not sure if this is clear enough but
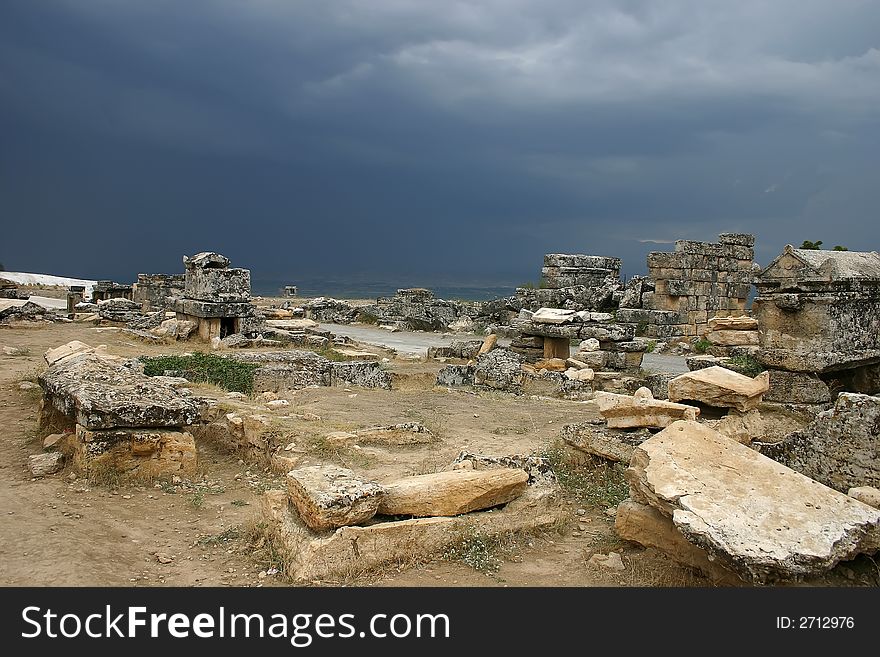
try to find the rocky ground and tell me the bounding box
[1,320,876,588]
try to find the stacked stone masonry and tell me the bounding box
[623,233,756,338]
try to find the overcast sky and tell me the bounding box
[2,1,878,290]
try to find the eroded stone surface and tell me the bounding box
[39,353,202,430]
[668,366,769,411]
[562,420,652,463]
[286,465,384,531]
[627,420,880,583]
[594,387,699,429]
[378,468,529,517]
[757,393,880,492]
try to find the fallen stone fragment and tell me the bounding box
[594,387,699,429]
[477,334,497,356]
[378,468,529,517]
[42,433,66,451]
[44,340,93,366]
[848,486,880,509]
[578,338,601,352]
[667,366,769,412]
[19,381,39,391]
[28,452,64,477]
[73,425,197,480]
[627,420,880,583]
[562,421,653,463]
[564,367,595,382]
[286,465,384,531]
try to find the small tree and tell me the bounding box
[800,240,823,250]
[832,245,849,251]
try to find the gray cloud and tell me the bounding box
[1,1,878,290]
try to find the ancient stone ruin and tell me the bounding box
[172,252,261,341]
[753,245,880,398]
[133,273,186,311]
[37,342,201,481]
[260,458,563,582]
[515,254,623,312]
[617,233,756,338]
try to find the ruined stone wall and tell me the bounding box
[623,233,755,338]
[134,274,185,311]
[515,254,623,312]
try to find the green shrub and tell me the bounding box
[693,338,712,354]
[645,340,657,353]
[725,354,765,378]
[140,352,259,393]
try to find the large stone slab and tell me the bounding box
[763,369,831,404]
[532,307,578,324]
[627,420,880,583]
[667,366,769,411]
[261,484,563,583]
[39,353,202,430]
[286,466,384,531]
[756,393,880,492]
[378,469,529,517]
[594,387,698,429]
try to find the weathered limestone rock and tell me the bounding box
[474,348,524,390]
[756,393,880,492]
[708,315,758,331]
[562,421,652,463]
[614,501,744,585]
[594,387,699,429]
[579,337,601,352]
[286,466,384,531]
[44,340,93,366]
[42,433,66,450]
[705,330,759,347]
[477,334,497,356]
[72,425,197,480]
[39,353,202,431]
[627,420,880,583]
[97,297,142,323]
[28,452,64,477]
[849,486,880,509]
[532,307,578,324]
[535,358,567,371]
[436,364,475,387]
[564,367,595,382]
[667,366,769,411]
[707,403,818,445]
[261,483,563,583]
[330,361,392,390]
[763,369,831,404]
[378,469,529,517]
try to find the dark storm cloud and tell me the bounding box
[1,0,878,288]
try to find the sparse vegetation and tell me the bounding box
[542,444,629,509]
[725,354,765,378]
[140,352,259,393]
[441,526,516,575]
[693,338,712,354]
[645,339,657,353]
